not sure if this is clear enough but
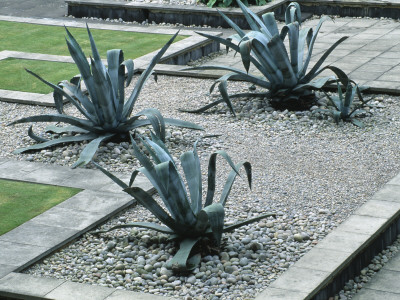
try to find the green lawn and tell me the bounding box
[0,21,185,59]
[0,179,81,235]
[0,21,186,93]
[0,58,81,94]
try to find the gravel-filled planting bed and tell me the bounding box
[2,75,400,299]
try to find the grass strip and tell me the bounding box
[0,179,81,235]
[0,20,186,59]
[0,58,81,94]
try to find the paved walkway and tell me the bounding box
[353,248,400,299]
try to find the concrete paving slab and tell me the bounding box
[55,189,132,214]
[354,199,400,219]
[0,272,64,298]
[0,240,48,267]
[45,281,114,300]
[0,221,79,248]
[21,165,80,186]
[254,287,308,300]
[370,184,400,202]
[0,265,17,280]
[60,168,121,190]
[355,63,394,73]
[314,230,370,254]
[336,214,388,236]
[29,206,106,231]
[353,288,400,300]
[293,248,353,272]
[358,269,400,294]
[0,160,42,177]
[383,251,400,272]
[267,266,330,294]
[105,289,171,300]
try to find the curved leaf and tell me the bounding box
[13,133,97,154]
[9,114,103,134]
[93,222,174,235]
[223,212,276,232]
[205,150,240,207]
[181,142,203,214]
[124,186,182,233]
[28,125,48,142]
[262,12,279,36]
[202,203,225,246]
[45,125,89,134]
[298,16,332,78]
[123,31,179,119]
[219,161,251,206]
[25,69,97,124]
[165,237,201,272]
[72,133,114,168]
[301,36,348,82]
[93,162,129,189]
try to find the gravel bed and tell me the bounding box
[334,234,400,300]
[1,75,400,299]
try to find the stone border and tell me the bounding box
[300,0,400,19]
[66,0,288,29]
[0,15,221,106]
[256,176,400,299]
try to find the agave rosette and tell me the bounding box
[185,1,348,114]
[9,26,202,168]
[95,133,275,272]
[316,80,371,127]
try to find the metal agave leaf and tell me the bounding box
[9,25,202,168]
[316,80,371,127]
[94,133,275,272]
[184,0,348,115]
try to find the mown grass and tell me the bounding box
[0,21,186,93]
[0,21,185,59]
[0,58,81,94]
[0,179,81,235]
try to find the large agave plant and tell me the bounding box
[185,1,348,114]
[95,133,275,272]
[316,80,371,127]
[9,26,202,168]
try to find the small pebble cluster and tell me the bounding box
[333,234,400,300]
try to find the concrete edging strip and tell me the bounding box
[255,174,400,300]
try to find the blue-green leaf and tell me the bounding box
[72,134,114,168]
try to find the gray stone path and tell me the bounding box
[352,249,400,299]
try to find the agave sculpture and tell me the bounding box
[9,26,202,168]
[95,132,275,272]
[316,80,371,127]
[185,0,348,114]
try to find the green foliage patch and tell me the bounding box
[0,179,81,235]
[0,58,79,94]
[0,21,186,59]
